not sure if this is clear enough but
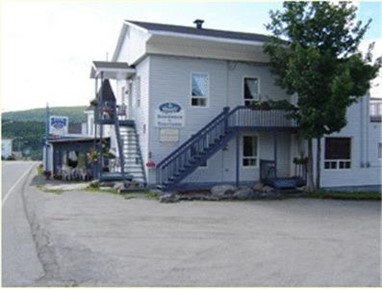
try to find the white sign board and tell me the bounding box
[159,129,180,143]
[155,102,184,128]
[49,116,69,136]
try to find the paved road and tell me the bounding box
[2,161,44,286]
[23,173,381,286]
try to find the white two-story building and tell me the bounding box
[87,19,381,191]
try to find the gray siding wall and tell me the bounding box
[319,97,382,188]
[145,55,293,185]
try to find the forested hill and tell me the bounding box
[2,106,89,160]
[2,106,88,123]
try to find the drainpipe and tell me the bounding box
[365,92,370,166]
[360,96,364,167]
[273,131,278,177]
[236,131,240,187]
[99,71,104,181]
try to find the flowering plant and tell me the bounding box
[87,150,99,163]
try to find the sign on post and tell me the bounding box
[49,116,69,136]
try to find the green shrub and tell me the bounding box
[307,190,381,200]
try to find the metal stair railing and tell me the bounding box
[156,107,230,189]
[119,119,147,186]
[112,105,127,184]
[156,106,298,189]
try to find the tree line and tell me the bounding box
[2,106,88,160]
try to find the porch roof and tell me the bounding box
[90,61,136,79]
[49,137,96,144]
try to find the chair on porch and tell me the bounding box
[260,159,305,190]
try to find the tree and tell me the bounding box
[264,2,381,190]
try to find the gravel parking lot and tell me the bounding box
[25,177,381,286]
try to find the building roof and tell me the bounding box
[90,61,136,79]
[127,20,270,43]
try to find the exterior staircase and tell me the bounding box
[95,79,146,185]
[118,123,146,184]
[156,106,298,191]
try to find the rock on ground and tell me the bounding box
[210,185,237,197]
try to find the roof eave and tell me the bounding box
[147,31,266,47]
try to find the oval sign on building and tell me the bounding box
[159,102,181,113]
[155,102,184,128]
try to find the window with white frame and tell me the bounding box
[191,73,208,107]
[324,137,351,169]
[243,77,259,106]
[242,135,258,167]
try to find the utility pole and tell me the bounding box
[44,103,50,171]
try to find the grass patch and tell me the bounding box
[84,186,120,195]
[306,189,381,200]
[123,191,158,200]
[145,191,159,200]
[37,164,44,176]
[36,184,64,194]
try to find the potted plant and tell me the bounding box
[43,170,52,180]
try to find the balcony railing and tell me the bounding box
[156,105,298,189]
[228,106,298,129]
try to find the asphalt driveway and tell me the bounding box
[24,176,381,286]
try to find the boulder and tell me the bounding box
[261,186,281,199]
[159,192,180,203]
[211,184,236,197]
[253,182,264,191]
[234,187,255,200]
[263,185,274,193]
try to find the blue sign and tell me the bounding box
[49,116,69,135]
[50,117,67,129]
[159,102,181,113]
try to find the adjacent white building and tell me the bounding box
[2,139,13,159]
[86,19,381,191]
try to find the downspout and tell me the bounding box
[235,131,240,187]
[94,76,98,150]
[360,95,364,167]
[273,131,278,177]
[365,93,370,166]
[223,60,230,183]
[99,71,104,180]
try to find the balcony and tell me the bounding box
[227,106,298,131]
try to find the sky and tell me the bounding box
[1,1,381,112]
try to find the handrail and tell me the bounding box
[156,105,298,189]
[156,107,230,168]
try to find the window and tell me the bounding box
[244,77,259,106]
[242,135,258,167]
[324,137,351,169]
[378,143,382,159]
[191,73,208,107]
